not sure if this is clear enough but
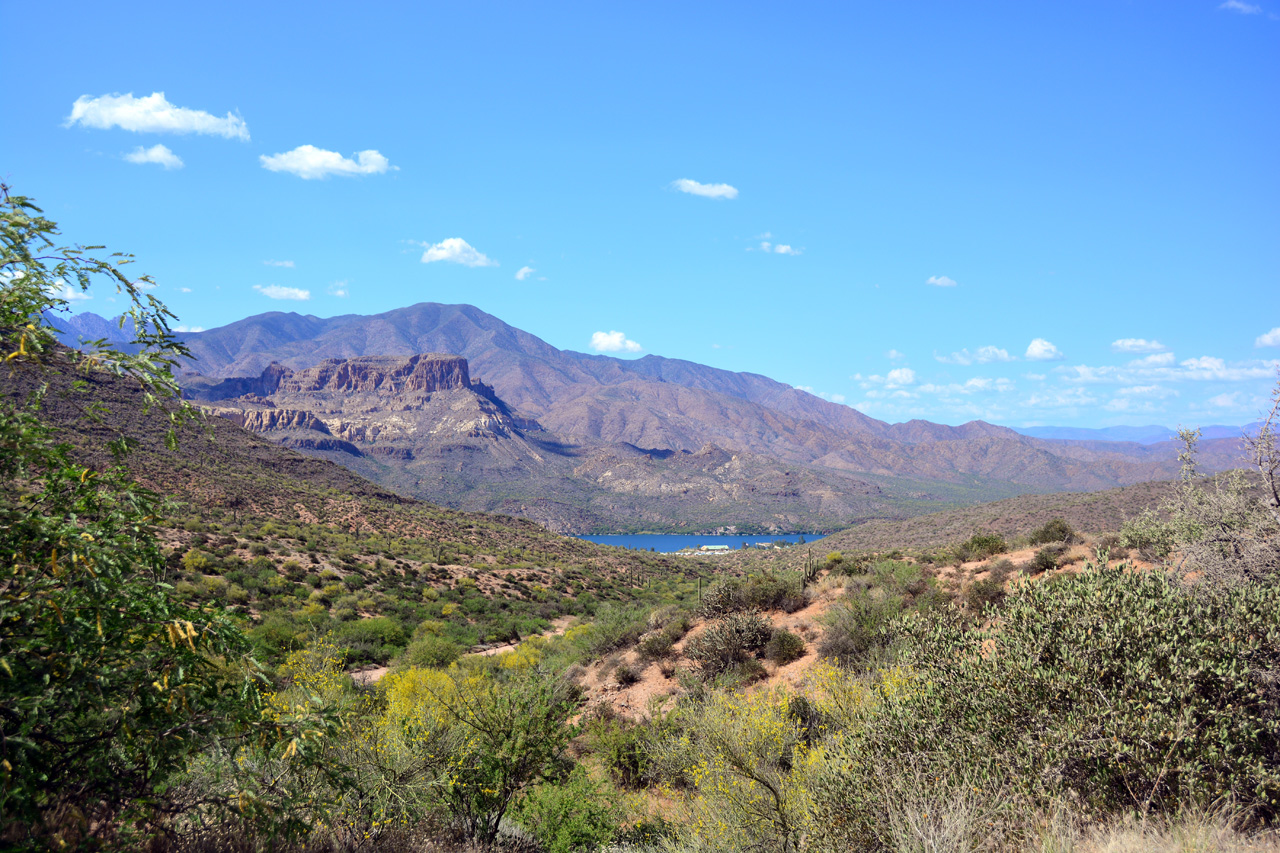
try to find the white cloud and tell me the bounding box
[264,259,295,268]
[886,349,905,360]
[936,345,1014,365]
[173,325,205,333]
[178,287,193,293]
[774,244,801,255]
[590,330,642,353]
[671,178,739,200]
[515,265,535,281]
[1026,338,1064,361]
[66,92,249,140]
[1024,373,1046,381]
[1206,392,1243,409]
[260,146,396,180]
[1220,0,1262,13]
[886,367,916,387]
[419,238,498,267]
[1060,355,1279,384]
[53,282,91,302]
[253,284,310,301]
[1128,352,1176,368]
[926,275,957,287]
[124,144,183,170]
[1256,327,1280,347]
[328,281,349,298]
[1118,385,1177,398]
[1111,338,1167,353]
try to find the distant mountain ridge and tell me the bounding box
[1014,424,1253,444]
[51,305,1248,532]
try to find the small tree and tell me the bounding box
[381,665,581,843]
[0,186,264,847]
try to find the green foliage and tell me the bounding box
[684,610,773,680]
[0,185,263,847]
[398,633,462,669]
[826,560,1280,824]
[957,532,1008,562]
[381,665,582,843]
[765,628,806,664]
[515,766,620,853]
[1029,544,1065,574]
[614,663,640,686]
[965,575,1006,616]
[1029,517,1076,545]
[818,590,902,666]
[699,572,809,618]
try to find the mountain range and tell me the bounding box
[51,304,1249,533]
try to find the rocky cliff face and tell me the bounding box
[276,354,471,395]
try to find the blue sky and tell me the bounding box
[4,0,1277,428]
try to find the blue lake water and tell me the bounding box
[575,533,824,553]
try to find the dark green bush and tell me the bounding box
[684,610,773,679]
[818,591,902,666]
[614,663,640,686]
[765,629,806,664]
[637,631,675,661]
[823,561,1280,825]
[1030,518,1076,545]
[965,576,1006,616]
[399,634,462,669]
[515,766,620,853]
[1029,545,1065,574]
[957,533,1008,563]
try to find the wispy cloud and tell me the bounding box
[1219,0,1262,13]
[1111,338,1167,354]
[173,325,206,333]
[1026,338,1064,361]
[886,349,906,360]
[419,238,498,268]
[328,281,349,298]
[926,275,958,287]
[590,330,642,353]
[1060,355,1279,384]
[253,284,310,301]
[1256,327,1280,347]
[124,144,183,169]
[515,265,535,281]
[66,92,249,140]
[671,178,738,200]
[54,281,92,302]
[260,146,396,180]
[264,259,295,268]
[936,345,1014,365]
[755,240,802,255]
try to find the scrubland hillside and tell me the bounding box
[5,189,1278,852]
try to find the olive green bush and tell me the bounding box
[956,532,1008,562]
[818,560,1280,826]
[1030,518,1077,545]
[684,610,773,680]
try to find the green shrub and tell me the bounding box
[765,629,806,664]
[957,533,1007,562]
[965,576,1005,616]
[614,663,640,686]
[1030,518,1076,545]
[515,766,620,853]
[1029,545,1064,574]
[684,611,773,680]
[819,561,1280,827]
[399,634,462,669]
[818,591,902,666]
[637,631,675,661]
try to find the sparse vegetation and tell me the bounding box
[6,187,1279,851]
